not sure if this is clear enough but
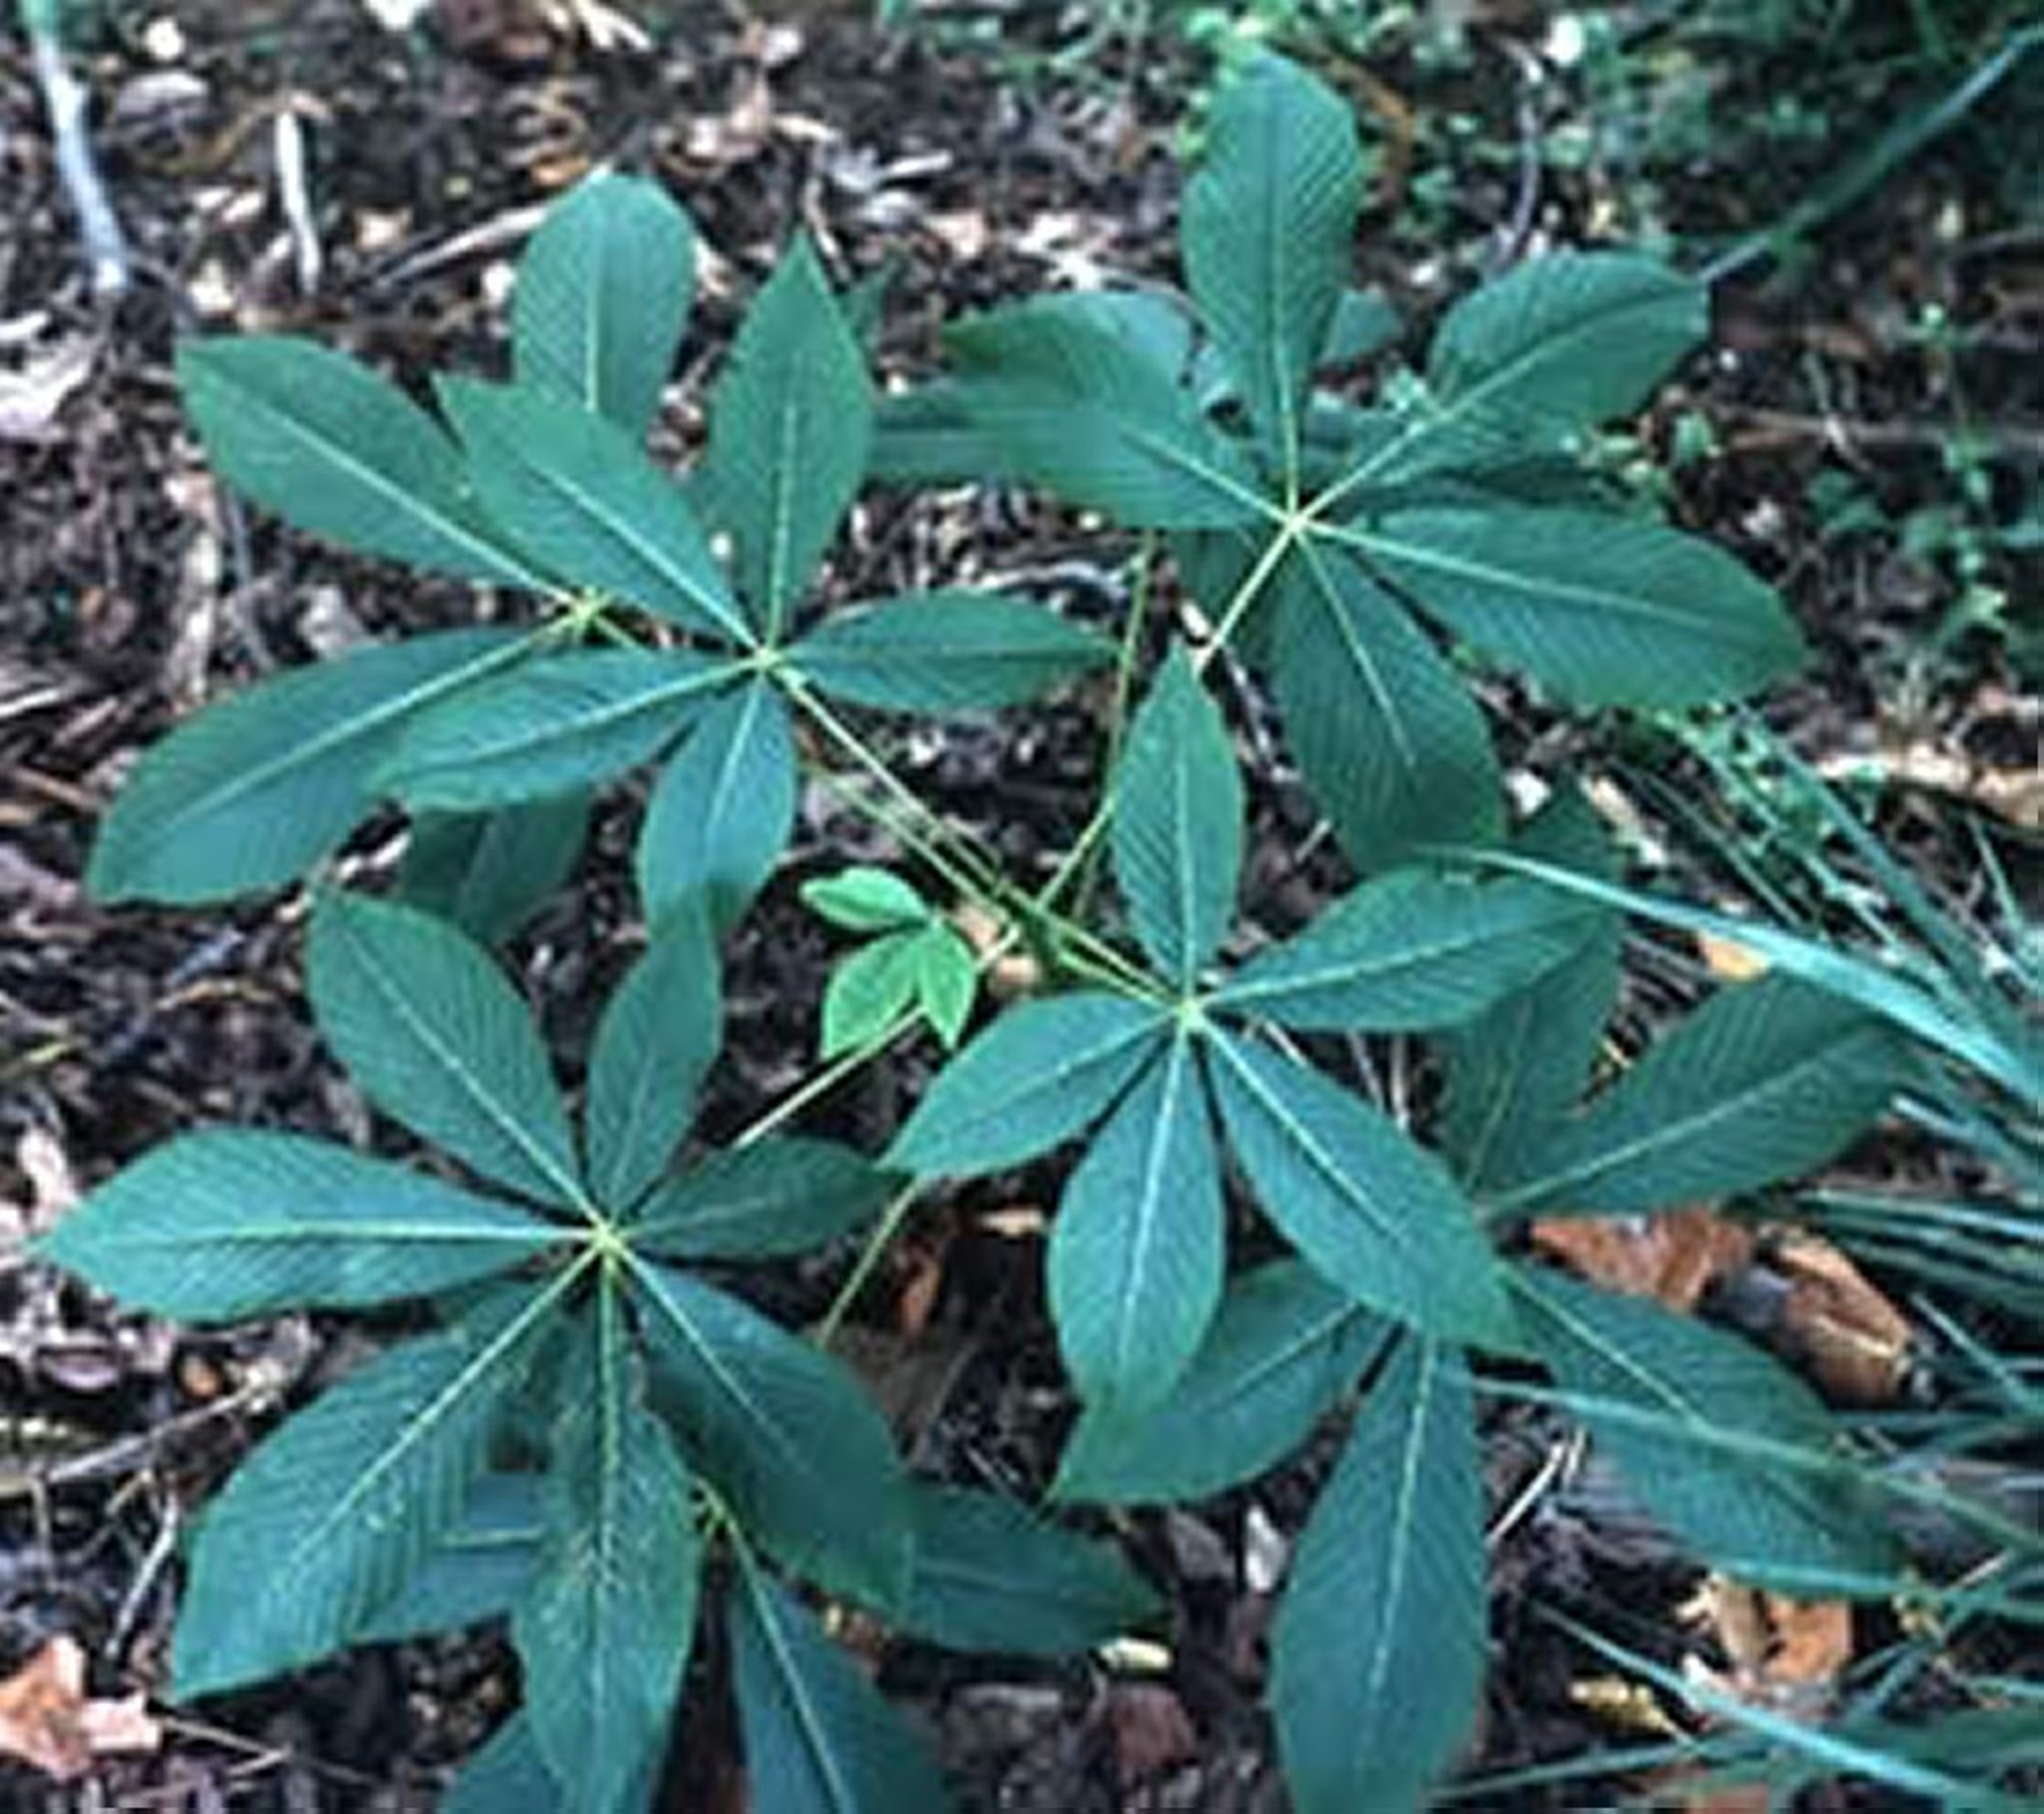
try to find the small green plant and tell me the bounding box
[46,50,2029,1814]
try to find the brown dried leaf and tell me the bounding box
[1102,1681,1197,1780]
[1532,1206,1754,1311]
[1770,1232,1913,1404]
[1696,929,1770,981]
[1685,1578,1854,1714]
[0,1636,160,1781]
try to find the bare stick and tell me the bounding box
[23,0,131,295]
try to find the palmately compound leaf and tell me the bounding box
[399,790,592,946]
[584,900,723,1211]
[1204,1031,1518,1350]
[630,1136,890,1259]
[512,171,696,443]
[175,337,544,587]
[172,1281,564,1698]
[801,866,930,933]
[1212,866,1593,1032]
[701,235,872,638]
[1487,972,1912,1218]
[1272,1339,1487,1814]
[633,1260,910,1604]
[88,628,525,905]
[888,1486,1160,1657]
[439,378,749,643]
[1516,1267,1899,1584]
[789,591,1112,711]
[354,1472,544,1646]
[1347,505,1804,708]
[1181,52,1363,479]
[378,647,741,811]
[34,1131,562,1321]
[885,993,1172,1178]
[515,1289,701,1814]
[730,1561,952,1814]
[306,892,585,1209]
[636,679,796,931]
[1114,645,1243,990]
[1056,1260,1383,1506]
[1265,539,1502,874]
[1049,1033,1226,1415]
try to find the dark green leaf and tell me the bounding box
[176,337,541,586]
[868,381,1013,486]
[513,172,695,441]
[632,1136,890,1259]
[440,378,747,642]
[36,1132,560,1320]
[306,892,583,1209]
[792,592,1112,711]
[1318,288,1402,365]
[1114,646,1242,989]
[1049,1035,1225,1414]
[885,994,1171,1177]
[1272,1339,1487,1814]
[88,629,524,905]
[443,1717,559,1814]
[1056,1260,1383,1505]
[1205,1032,1517,1349]
[801,866,929,932]
[355,1472,543,1645]
[399,790,592,945]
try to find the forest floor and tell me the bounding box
[1,1,2040,1809]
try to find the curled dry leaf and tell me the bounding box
[0,1636,161,1781]
[1532,1205,1755,1312]
[1683,1578,1854,1716]
[1769,1231,1913,1405]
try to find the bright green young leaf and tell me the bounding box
[440,378,746,642]
[1515,1267,1899,1582]
[355,1472,543,1645]
[1266,539,1501,873]
[399,789,592,946]
[1114,646,1242,989]
[512,172,696,442]
[1347,505,1804,708]
[636,680,796,930]
[701,236,872,637]
[1488,974,1910,1218]
[1056,1260,1383,1505]
[730,1561,952,1814]
[631,1137,890,1259]
[801,866,929,932]
[889,1486,1160,1656]
[790,592,1112,711]
[306,892,584,1209]
[176,337,543,587]
[88,629,525,905]
[585,900,722,1210]
[633,1261,909,1603]
[1272,1339,1487,1814]
[886,993,1171,1178]
[379,648,740,810]
[173,1284,561,1697]
[1182,53,1363,477]
[944,300,1267,528]
[819,930,926,1060]
[911,924,978,1049]
[515,1290,701,1814]
[443,1716,559,1814]
[1213,867,1592,1032]
[1204,1031,1517,1349]
[1049,1035,1225,1414]
[35,1132,561,1320]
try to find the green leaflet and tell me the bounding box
[34,1131,561,1321]
[789,591,1112,711]
[1182,52,1363,480]
[175,336,543,587]
[636,679,796,931]
[630,1136,891,1259]
[379,648,741,810]
[1056,1260,1383,1506]
[354,1472,544,1646]
[700,235,872,637]
[88,629,526,904]
[173,1282,563,1698]
[885,993,1172,1177]
[1273,1340,1486,1814]
[888,1486,1160,1656]
[516,1290,701,1814]
[730,1561,952,1814]
[399,789,592,945]
[801,865,930,932]
[1488,973,1912,1217]
[306,893,585,1209]
[1516,1268,1899,1583]
[440,378,748,644]
[633,1260,910,1604]
[1049,1034,1226,1415]
[512,171,696,442]
[1113,646,1243,990]
[584,901,723,1211]
[818,929,929,1059]
[1204,1031,1518,1350]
